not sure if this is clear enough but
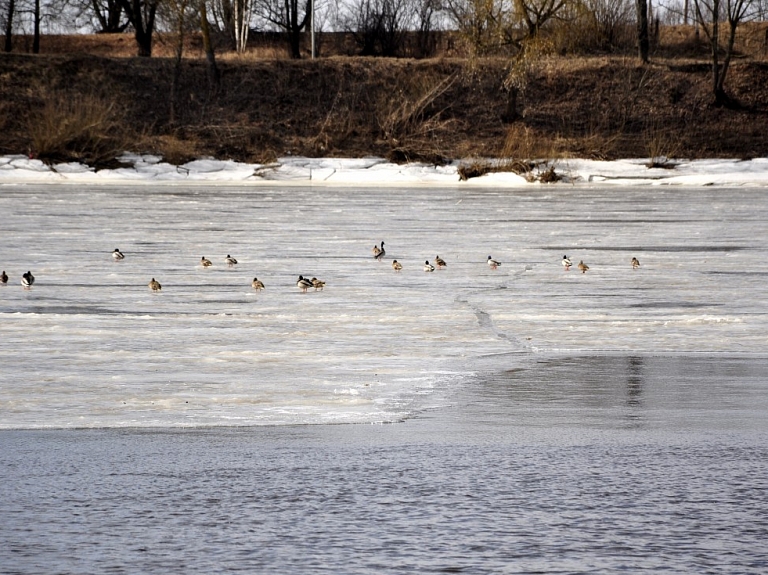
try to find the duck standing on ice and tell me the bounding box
[112,248,125,261]
[373,241,385,261]
[562,255,572,271]
[297,275,313,292]
[487,256,501,270]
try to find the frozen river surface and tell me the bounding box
[2,183,768,574]
[1,184,766,428]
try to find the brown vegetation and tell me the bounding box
[1,29,768,167]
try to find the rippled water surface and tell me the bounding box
[1,184,767,573]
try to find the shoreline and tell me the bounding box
[3,154,768,187]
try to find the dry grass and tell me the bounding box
[27,90,129,166]
[1,39,768,166]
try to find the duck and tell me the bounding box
[297,275,313,292]
[1,270,7,284]
[21,271,34,288]
[372,243,382,257]
[225,255,238,267]
[578,260,589,274]
[424,260,435,272]
[148,278,161,291]
[487,256,501,269]
[201,256,213,267]
[374,241,386,261]
[251,277,265,290]
[631,257,640,269]
[112,248,125,261]
[435,255,447,268]
[562,255,572,271]
[311,277,326,291]
[392,260,402,271]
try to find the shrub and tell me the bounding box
[27,91,128,167]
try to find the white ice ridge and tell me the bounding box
[2,154,768,187]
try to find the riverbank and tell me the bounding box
[2,52,768,168]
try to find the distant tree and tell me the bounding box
[343,0,410,56]
[636,0,649,62]
[199,0,219,88]
[443,0,512,56]
[118,0,160,56]
[232,0,251,52]
[413,0,443,57]
[90,0,129,32]
[159,0,196,122]
[33,0,40,52]
[254,0,311,58]
[692,0,757,105]
[4,0,16,51]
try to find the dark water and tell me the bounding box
[2,354,768,574]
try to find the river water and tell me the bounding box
[1,183,767,573]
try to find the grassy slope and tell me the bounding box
[1,44,768,165]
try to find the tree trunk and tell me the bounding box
[636,0,649,63]
[200,0,220,90]
[501,87,519,123]
[33,0,40,53]
[4,0,15,52]
[118,0,158,57]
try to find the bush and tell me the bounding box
[27,91,128,167]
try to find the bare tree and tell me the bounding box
[199,0,219,89]
[692,0,757,105]
[90,0,129,32]
[413,0,443,57]
[233,0,250,52]
[636,0,649,62]
[343,0,410,56]
[255,0,311,58]
[443,0,513,56]
[118,0,161,56]
[4,0,16,51]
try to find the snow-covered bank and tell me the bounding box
[2,153,768,187]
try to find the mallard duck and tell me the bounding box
[435,255,447,268]
[21,271,34,288]
[392,260,402,271]
[112,248,125,261]
[631,257,640,269]
[374,241,386,261]
[487,256,501,269]
[201,256,212,267]
[226,254,238,267]
[1,270,8,284]
[297,275,313,292]
[562,255,572,271]
[424,260,435,272]
[251,277,265,290]
[578,260,589,274]
[372,243,381,257]
[311,277,326,291]
[148,278,161,291]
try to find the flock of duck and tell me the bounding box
[1,246,641,293]
[139,248,325,293]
